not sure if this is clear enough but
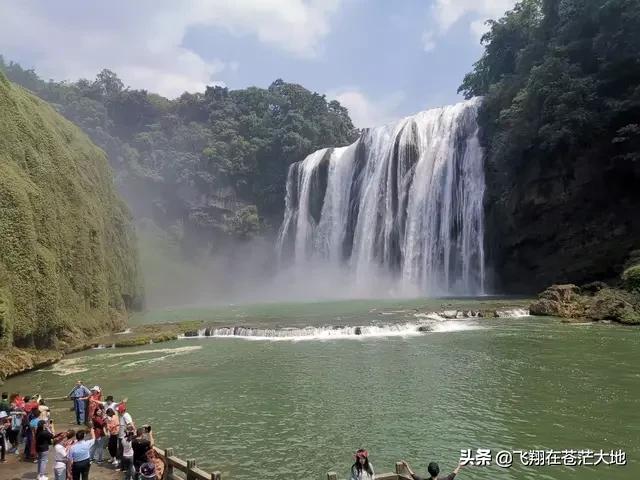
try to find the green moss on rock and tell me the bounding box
[0,71,143,349]
[622,265,640,293]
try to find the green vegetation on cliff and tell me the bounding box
[460,0,640,292]
[0,72,143,350]
[0,60,358,257]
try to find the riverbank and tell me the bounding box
[0,320,203,381]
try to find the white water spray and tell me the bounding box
[277,98,485,296]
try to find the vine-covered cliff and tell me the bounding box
[0,72,143,351]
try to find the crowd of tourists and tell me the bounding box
[0,381,164,480]
[348,449,463,480]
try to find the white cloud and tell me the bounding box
[329,88,405,128]
[0,0,341,98]
[423,0,517,51]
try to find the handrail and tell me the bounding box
[328,461,413,480]
[153,446,222,480]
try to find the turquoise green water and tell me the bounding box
[128,297,529,327]
[4,308,639,480]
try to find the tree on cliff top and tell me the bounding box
[459,0,640,168]
[0,59,359,256]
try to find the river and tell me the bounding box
[3,300,639,480]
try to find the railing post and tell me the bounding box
[187,459,197,480]
[327,472,338,480]
[396,461,410,477]
[164,448,174,478]
[211,472,222,480]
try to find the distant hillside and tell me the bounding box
[0,72,143,349]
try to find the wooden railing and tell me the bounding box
[154,446,222,480]
[328,462,413,480]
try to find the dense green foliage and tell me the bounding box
[622,265,640,292]
[460,0,640,165]
[460,0,640,291]
[0,72,143,349]
[0,59,358,255]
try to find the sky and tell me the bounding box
[0,0,517,128]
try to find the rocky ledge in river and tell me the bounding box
[530,283,640,325]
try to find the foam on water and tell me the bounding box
[179,319,483,342]
[44,357,90,376]
[495,308,530,318]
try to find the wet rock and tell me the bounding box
[354,327,362,335]
[442,310,458,319]
[417,326,431,332]
[183,330,199,337]
[204,328,212,337]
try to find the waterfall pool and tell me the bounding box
[4,300,639,480]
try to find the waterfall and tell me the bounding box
[277,98,485,296]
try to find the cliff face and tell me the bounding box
[0,72,143,350]
[484,143,640,293]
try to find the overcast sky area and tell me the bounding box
[0,0,517,128]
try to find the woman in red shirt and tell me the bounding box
[90,408,107,463]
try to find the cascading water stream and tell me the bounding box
[277,98,485,296]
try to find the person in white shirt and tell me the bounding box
[53,431,74,480]
[117,403,134,467]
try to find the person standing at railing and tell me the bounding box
[350,449,375,480]
[401,460,463,480]
[120,425,136,480]
[67,382,91,426]
[132,426,154,478]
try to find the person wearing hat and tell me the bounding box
[350,449,375,480]
[67,382,91,425]
[0,411,10,463]
[86,387,102,426]
[400,459,463,480]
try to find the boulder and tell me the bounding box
[529,284,588,318]
[586,288,640,325]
